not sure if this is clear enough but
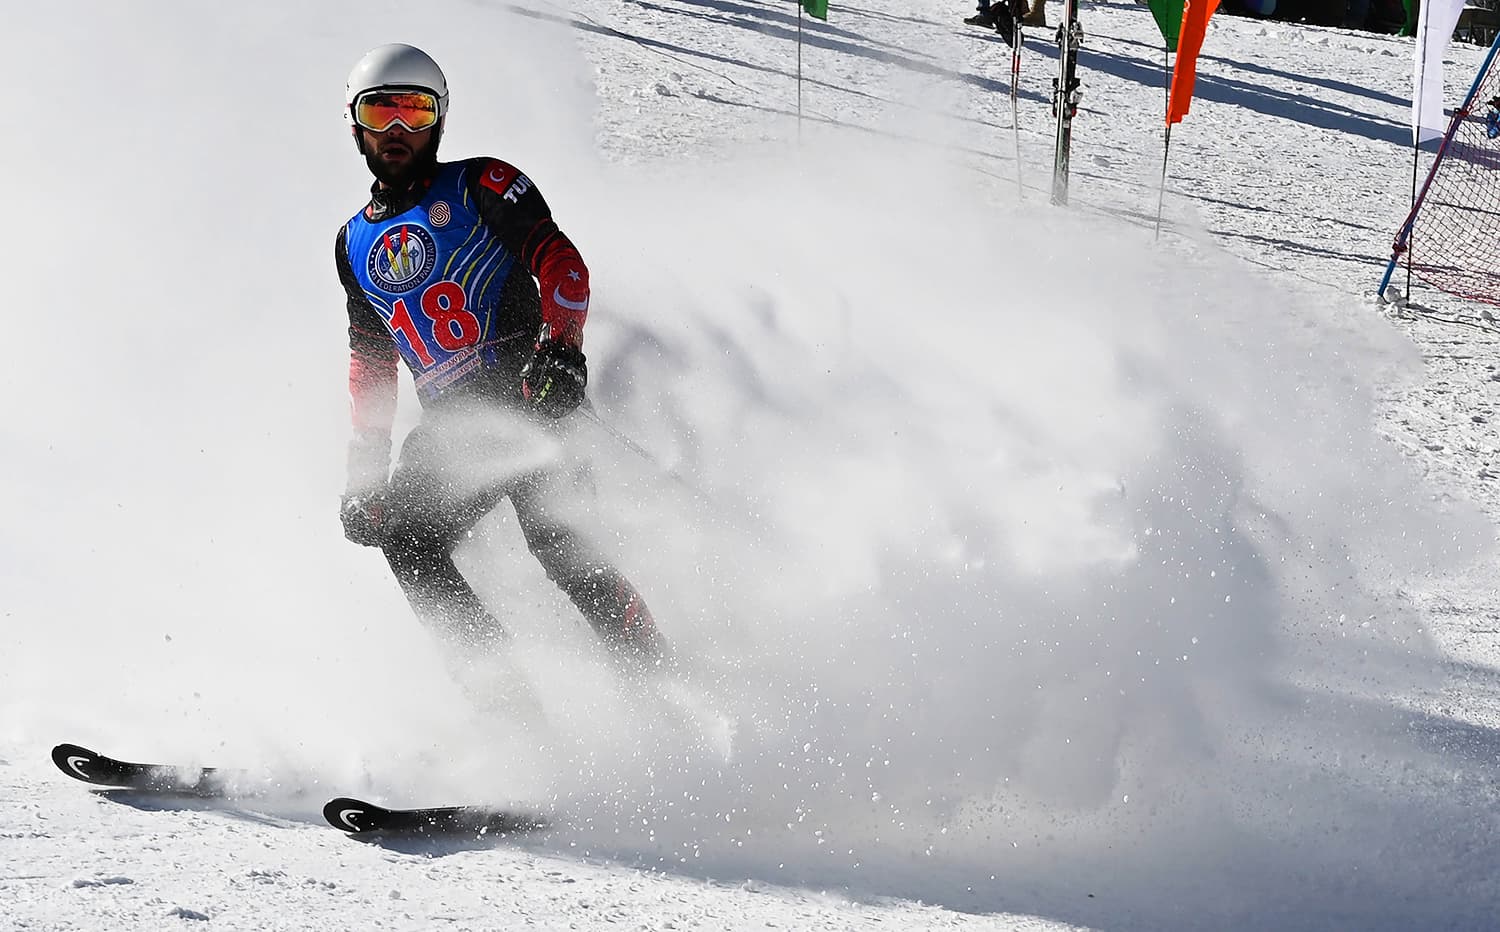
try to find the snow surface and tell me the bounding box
[4,0,1500,929]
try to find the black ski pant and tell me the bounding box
[378,408,661,662]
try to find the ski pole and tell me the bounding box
[578,407,773,531]
[580,406,668,474]
[578,407,727,507]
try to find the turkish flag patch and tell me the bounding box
[478,159,518,196]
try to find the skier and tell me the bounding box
[333,43,664,667]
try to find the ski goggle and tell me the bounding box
[350,89,441,133]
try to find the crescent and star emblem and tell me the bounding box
[551,285,589,312]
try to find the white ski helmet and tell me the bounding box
[344,43,450,152]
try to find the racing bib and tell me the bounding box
[343,161,521,398]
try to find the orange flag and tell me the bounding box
[1167,0,1221,125]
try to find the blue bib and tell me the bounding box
[344,162,522,399]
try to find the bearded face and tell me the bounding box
[360,124,440,187]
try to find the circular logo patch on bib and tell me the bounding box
[367,224,437,293]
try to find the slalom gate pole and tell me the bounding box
[1155,124,1172,241]
[797,3,804,140]
[1163,45,1169,117]
[1405,142,1419,298]
[1378,29,1500,301]
[1155,48,1173,241]
[1012,19,1023,197]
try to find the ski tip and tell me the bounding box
[323,797,386,833]
[51,743,103,783]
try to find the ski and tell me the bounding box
[323,796,548,837]
[1050,0,1082,205]
[51,743,241,797]
[54,744,548,836]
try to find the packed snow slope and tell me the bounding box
[4,0,1500,929]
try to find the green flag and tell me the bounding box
[802,0,827,20]
[1146,0,1181,51]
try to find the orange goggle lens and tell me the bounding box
[352,91,440,133]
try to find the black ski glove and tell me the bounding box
[520,340,587,418]
[339,489,389,547]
